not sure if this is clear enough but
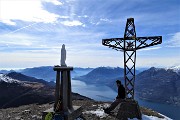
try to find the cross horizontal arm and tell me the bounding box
[136,36,162,50]
[102,38,124,51]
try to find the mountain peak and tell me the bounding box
[6,72,48,85]
[0,74,20,83]
[148,67,164,71]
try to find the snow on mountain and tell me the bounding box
[0,74,20,83]
[166,65,180,74]
[168,65,180,71]
[169,65,180,70]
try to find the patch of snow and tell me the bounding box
[102,103,110,108]
[83,103,173,120]
[169,65,180,70]
[166,65,180,74]
[154,68,164,71]
[83,109,172,120]
[140,114,172,120]
[0,74,20,83]
[83,103,109,118]
[158,113,173,120]
[83,109,108,118]
[106,66,116,69]
[92,104,97,107]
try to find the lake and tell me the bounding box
[72,80,180,120]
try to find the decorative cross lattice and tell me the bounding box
[102,18,162,99]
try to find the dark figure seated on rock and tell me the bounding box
[104,80,125,114]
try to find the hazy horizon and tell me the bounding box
[1,65,179,71]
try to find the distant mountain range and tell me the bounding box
[0,70,15,74]
[135,67,180,106]
[74,67,122,84]
[0,72,91,109]
[20,66,56,82]
[74,67,140,84]
[74,66,180,106]
[1,65,180,106]
[18,66,93,82]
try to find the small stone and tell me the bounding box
[22,109,31,114]
[15,116,21,120]
[7,114,11,118]
[32,115,41,119]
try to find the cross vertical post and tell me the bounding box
[124,18,136,99]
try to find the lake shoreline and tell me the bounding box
[72,79,180,120]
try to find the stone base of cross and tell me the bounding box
[116,99,142,119]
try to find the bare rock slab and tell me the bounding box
[116,99,142,120]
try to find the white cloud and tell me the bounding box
[60,20,84,26]
[59,16,70,19]
[100,18,112,23]
[0,0,62,25]
[78,15,88,18]
[89,18,112,26]
[0,33,37,46]
[43,0,63,5]
[166,32,180,47]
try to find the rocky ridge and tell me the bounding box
[0,100,171,120]
[0,73,90,109]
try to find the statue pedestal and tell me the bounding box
[42,65,82,120]
[53,66,73,112]
[116,99,142,120]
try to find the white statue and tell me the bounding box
[61,44,67,67]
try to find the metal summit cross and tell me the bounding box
[102,18,162,99]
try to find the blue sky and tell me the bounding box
[0,0,179,69]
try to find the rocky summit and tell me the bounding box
[0,100,170,120]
